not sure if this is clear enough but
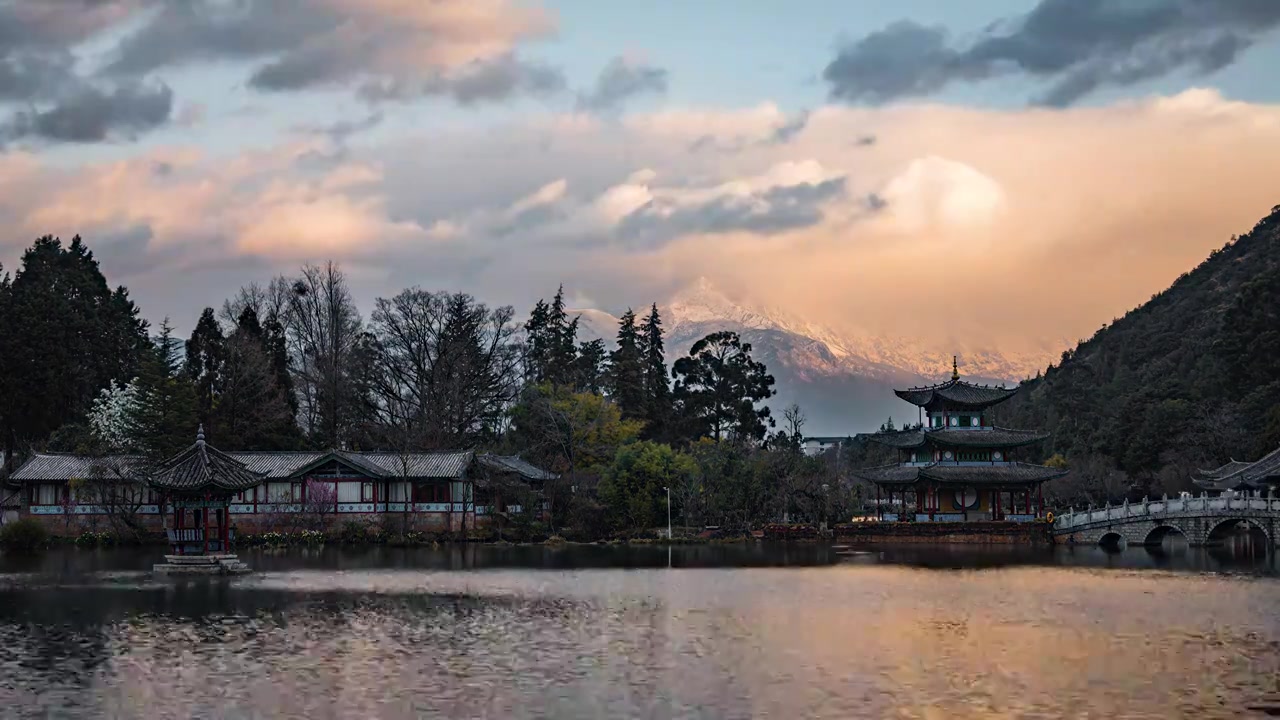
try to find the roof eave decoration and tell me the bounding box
[147,427,265,493]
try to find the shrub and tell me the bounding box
[74,531,114,547]
[338,521,372,544]
[0,518,50,553]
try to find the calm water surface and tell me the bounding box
[1,543,1278,719]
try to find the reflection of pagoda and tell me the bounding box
[853,357,1065,522]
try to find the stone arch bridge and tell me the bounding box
[1052,492,1280,548]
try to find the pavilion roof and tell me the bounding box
[147,429,265,494]
[1192,445,1280,491]
[869,427,1049,450]
[894,379,1019,409]
[852,462,1066,486]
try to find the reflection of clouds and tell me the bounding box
[0,564,1278,717]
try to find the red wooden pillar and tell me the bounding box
[1037,483,1044,518]
[1025,489,1030,515]
[202,493,210,555]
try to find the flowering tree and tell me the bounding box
[88,379,144,452]
[299,479,338,531]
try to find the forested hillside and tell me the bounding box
[1003,204,1280,500]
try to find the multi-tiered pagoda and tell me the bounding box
[853,358,1066,522]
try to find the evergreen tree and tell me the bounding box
[574,339,607,393]
[524,299,552,384]
[523,286,580,388]
[607,309,646,418]
[1,236,150,455]
[639,303,672,437]
[134,333,200,459]
[184,307,225,426]
[547,285,579,387]
[671,331,777,443]
[212,306,302,450]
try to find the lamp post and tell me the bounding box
[663,486,672,540]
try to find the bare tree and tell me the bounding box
[280,262,365,448]
[368,288,522,450]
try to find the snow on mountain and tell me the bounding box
[570,277,1069,435]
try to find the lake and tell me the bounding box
[1,543,1278,719]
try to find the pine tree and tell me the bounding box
[639,303,672,438]
[608,309,646,418]
[574,339,607,393]
[524,299,551,384]
[2,236,150,453]
[212,306,301,449]
[547,285,579,386]
[524,286,580,388]
[134,335,199,459]
[185,307,226,426]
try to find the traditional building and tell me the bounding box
[1193,446,1280,495]
[853,358,1065,522]
[8,435,556,536]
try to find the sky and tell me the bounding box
[2,0,1280,354]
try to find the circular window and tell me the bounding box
[953,488,978,509]
[949,416,958,426]
[943,450,953,460]
[993,451,1003,461]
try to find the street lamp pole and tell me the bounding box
[663,486,672,540]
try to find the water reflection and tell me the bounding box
[0,544,1277,718]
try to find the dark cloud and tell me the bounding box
[6,82,173,143]
[766,109,810,145]
[576,57,668,112]
[619,177,847,247]
[824,0,1280,106]
[103,0,559,104]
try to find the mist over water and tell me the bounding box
[1,544,1277,719]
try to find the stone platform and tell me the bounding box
[153,553,251,576]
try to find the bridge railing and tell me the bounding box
[1053,490,1279,531]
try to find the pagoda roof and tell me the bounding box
[1192,446,1280,491]
[853,462,1066,486]
[147,429,265,494]
[894,379,1019,409]
[870,427,1049,450]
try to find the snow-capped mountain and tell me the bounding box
[571,277,1070,435]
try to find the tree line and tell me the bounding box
[0,235,856,537]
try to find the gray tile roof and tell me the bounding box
[14,449,483,482]
[1193,446,1280,491]
[478,454,559,481]
[9,454,143,482]
[221,450,475,479]
[870,427,1049,449]
[894,379,1019,409]
[150,441,265,493]
[854,462,1066,486]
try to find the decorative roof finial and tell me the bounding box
[952,355,959,381]
[196,424,206,446]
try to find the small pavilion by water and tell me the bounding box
[149,427,264,574]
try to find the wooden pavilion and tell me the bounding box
[149,426,265,562]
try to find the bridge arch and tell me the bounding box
[1206,517,1272,546]
[1098,531,1125,550]
[1143,524,1188,547]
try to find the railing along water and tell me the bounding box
[1053,490,1280,531]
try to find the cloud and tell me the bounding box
[576,57,668,112]
[0,2,176,143]
[103,0,559,103]
[616,160,850,246]
[4,88,1280,357]
[824,0,1280,106]
[5,82,173,143]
